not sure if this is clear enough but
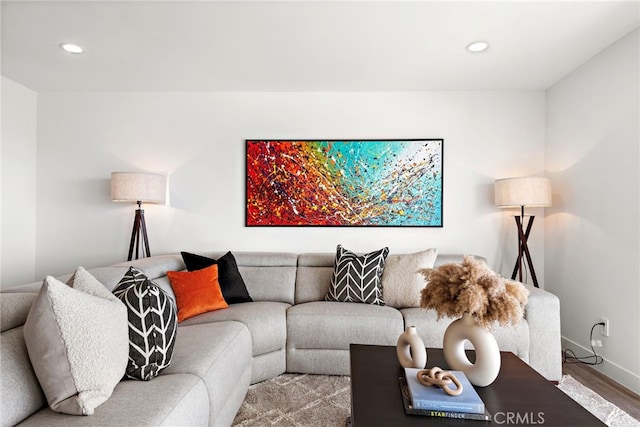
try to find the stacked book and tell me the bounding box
[400,367,492,421]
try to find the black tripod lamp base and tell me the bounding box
[511,215,539,288]
[128,203,151,261]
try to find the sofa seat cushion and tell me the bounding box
[287,301,404,350]
[400,308,530,362]
[17,373,209,427]
[179,301,289,357]
[163,321,252,424]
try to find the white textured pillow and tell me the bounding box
[381,249,438,308]
[23,267,128,415]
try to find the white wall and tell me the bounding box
[33,91,545,282]
[1,77,37,288]
[545,29,640,394]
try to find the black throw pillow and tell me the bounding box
[180,251,253,304]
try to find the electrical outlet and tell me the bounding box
[600,317,610,337]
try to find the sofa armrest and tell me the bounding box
[524,284,562,382]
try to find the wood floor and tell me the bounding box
[562,361,640,422]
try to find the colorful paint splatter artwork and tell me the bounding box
[245,140,443,226]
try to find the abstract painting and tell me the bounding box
[245,139,443,227]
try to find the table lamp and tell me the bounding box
[494,176,551,288]
[111,172,167,261]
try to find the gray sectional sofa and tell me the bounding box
[1,251,561,426]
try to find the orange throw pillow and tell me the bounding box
[167,264,228,322]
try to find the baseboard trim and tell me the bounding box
[561,336,640,395]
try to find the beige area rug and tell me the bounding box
[557,376,640,427]
[232,374,351,426]
[233,374,639,427]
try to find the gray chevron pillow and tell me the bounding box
[325,245,389,305]
[113,267,177,381]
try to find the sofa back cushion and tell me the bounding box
[1,293,36,333]
[295,253,488,304]
[1,293,46,427]
[1,326,47,427]
[295,253,335,304]
[233,252,298,304]
[433,254,487,267]
[112,252,299,306]
[112,255,186,284]
[55,267,133,292]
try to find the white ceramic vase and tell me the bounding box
[443,313,500,387]
[396,326,427,369]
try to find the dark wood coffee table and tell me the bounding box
[349,344,605,426]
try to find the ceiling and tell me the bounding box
[2,1,639,92]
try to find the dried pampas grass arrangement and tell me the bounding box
[419,255,529,328]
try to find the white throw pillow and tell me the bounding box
[381,249,438,308]
[23,267,128,415]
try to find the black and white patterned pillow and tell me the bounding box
[113,267,177,381]
[325,245,389,305]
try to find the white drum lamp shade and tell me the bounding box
[494,177,551,208]
[110,172,167,261]
[111,172,167,204]
[494,176,551,288]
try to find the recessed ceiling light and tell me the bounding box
[59,43,84,54]
[466,41,489,53]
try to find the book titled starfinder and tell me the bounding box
[399,370,492,422]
